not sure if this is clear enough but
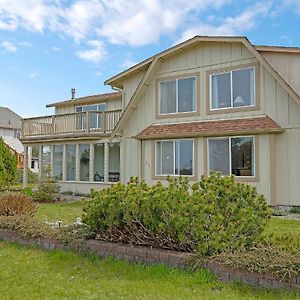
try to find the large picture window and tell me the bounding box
[156,139,194,176]
[211,67,255,110]
[208,136,254,177]
[160,77,196,114]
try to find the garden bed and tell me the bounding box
[0,228,299,291]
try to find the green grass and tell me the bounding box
[265,217,300,237]
[0,242,298,300]
[35,201,84,225]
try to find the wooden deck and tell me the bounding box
[22,110,122,140]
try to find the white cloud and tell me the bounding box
[97,0,231,46]
[121,59,138,69]
[177,2,272,43]
[0,0,62,33]
[29,70,39,78]
[76,40,107,64]
[1,41,17,52]
[19,41,33,47]
[0,0,231,47]
[51,46,60,52]
[94,71,101,76]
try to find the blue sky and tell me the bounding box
[0,0,300,117]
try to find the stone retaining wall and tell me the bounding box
[0,229,298,290]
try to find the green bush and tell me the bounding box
[212,244,300,281]
[15,168,38,184]
[0,137,17,190]
[0,215,57,238]
[290,207,300,214]
[0,193,37,217]
[33,177,60,203]
[83,173,271,256]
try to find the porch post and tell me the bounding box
[76,144,80,181]
[62,145,66,181]
[28,147,32,170]
[38,145,43,180]
[23,145,28,188]
[104,142,109,183]
[89,143,94,182]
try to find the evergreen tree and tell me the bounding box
[0,137,18,189]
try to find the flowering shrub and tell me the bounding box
[83,173,271,256]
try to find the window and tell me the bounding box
[156,139,194,176]
[53,145,63,180]
[79,144,90,181]
[14,129,21,139]
[160,77,196,114]
[76,103,106,129]
[211,67,255,110]
[94,144,104,182]
[109,143,120,182]
[66,144,76,181]
[42,146,51,177]
[208,136,254,177]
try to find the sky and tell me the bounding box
[0,0,300,118]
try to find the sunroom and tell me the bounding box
[23,141,121,193]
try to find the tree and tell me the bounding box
[0,137,18,189]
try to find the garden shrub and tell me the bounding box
[83,173,271,256]
[15,168,38,185]
[0,137,17,190]
[212,245,300,281]
[0,215,57,238]
[0,193,37,217]
[33,176,60,203]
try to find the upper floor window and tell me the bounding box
[14,129,21,139]
[156,139,194,176]
[76,103,106,129]
[160,77,196,115]
[210,67,255,110]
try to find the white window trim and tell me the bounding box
[155,139,195,176]
[159,76,197,115]
[207,135,255,178]
[210,66,256,111]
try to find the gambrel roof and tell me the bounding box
[105,36,300,139]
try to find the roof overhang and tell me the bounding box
[46,92,122,108]
[135,116,284,140]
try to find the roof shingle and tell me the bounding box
[135,116,283,140]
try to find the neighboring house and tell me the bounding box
[21,36,300,207]
[0,107,24,168]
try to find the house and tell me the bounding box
[0,107,24,168]
[21,36,300,207]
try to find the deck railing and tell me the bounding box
[22,110,122,138]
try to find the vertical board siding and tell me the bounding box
[120,41,300,206]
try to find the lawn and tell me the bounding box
[0,242,298,300]
[35,200,85,224]
[265,217,300,237]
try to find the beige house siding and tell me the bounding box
[259,51,300,97]
[55,98,123,115]
[122,71,146,108]
[0,127,15,137]
[118,41,300,206]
